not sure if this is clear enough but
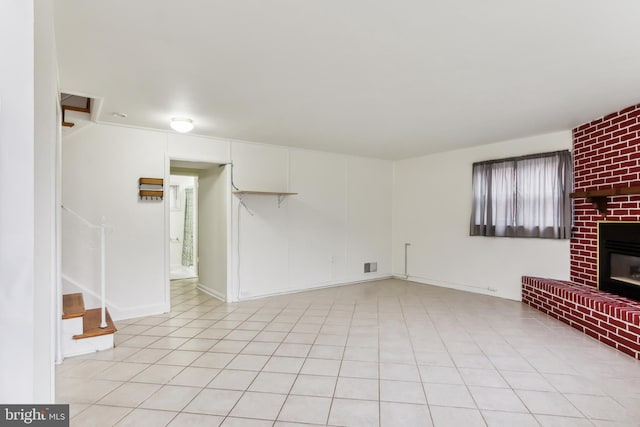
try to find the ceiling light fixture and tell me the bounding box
[170,117,194,133]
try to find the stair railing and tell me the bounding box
[61,205,107,328]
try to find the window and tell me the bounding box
[470,150,572,239]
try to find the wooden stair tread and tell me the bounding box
[73,308,117,339]
[62,293,85,319]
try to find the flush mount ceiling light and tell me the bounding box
[170,117,194,133]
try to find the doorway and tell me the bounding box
[167,160,230,304]
[169,173,198,280]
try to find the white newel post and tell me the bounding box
[100,216,107,328]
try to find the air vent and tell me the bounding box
[364,262,377,273]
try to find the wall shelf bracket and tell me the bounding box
[587,196,608,216]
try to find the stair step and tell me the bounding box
[73,308,117,339]
[62,293,85,319]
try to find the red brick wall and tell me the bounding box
[570,103,640,287]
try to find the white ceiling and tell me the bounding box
[54,0,640,160]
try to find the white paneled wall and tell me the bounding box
[288,151,349,289]
[231,145,392,299]
[231,141,289,191]
[346,157,392,279]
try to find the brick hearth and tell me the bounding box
[522,276,640,359]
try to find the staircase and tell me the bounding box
[60,92,102,137]
[62,292,116,357]
[60,93,91,128]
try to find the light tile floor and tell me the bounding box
[57,278,640,426]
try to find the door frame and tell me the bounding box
[164,155,232,310]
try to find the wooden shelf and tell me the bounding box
[139,177,164,186]
[570,185,640,216]
[233,190,298,196]
[570,186,640,199]
[233,190,298,208]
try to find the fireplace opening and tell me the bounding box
[598,222,640,301]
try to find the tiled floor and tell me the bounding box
[56,278,640,426]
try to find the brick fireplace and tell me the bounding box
[571,103,640,286]
[523,102,640,359]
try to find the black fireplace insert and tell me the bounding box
[598,221,640,301]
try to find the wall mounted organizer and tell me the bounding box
[139,177,164,200]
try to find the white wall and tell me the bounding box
[231,142,393,299]
[0,0,35,403]
[34,0,58,402]
[0,0,57,403]
[392,131,572,300]
[168,133,230,163]
[231,142,289,191]
[62,125,169,318]
[198,166,229,300]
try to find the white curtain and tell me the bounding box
[181,188,194,266]
[470,150,572,239]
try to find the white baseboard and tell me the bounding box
[62,274,169,321]
[109,303,170,322]
[197,284,226,302]
[394,274,504,299]
[236,274,394,301]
